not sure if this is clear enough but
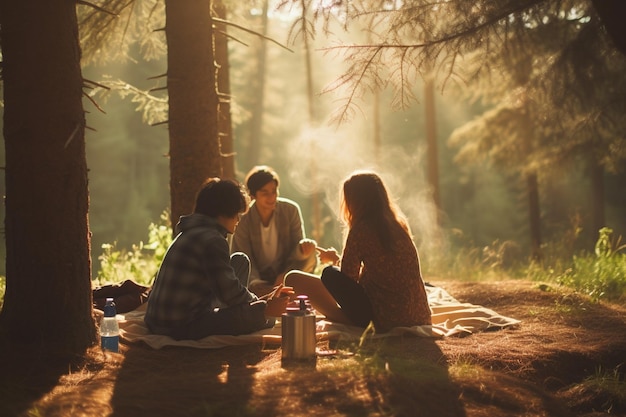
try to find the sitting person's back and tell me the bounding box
[145,178,287,340]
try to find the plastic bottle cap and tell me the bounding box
[104,298,117,317]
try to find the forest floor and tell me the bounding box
[2,278,626,417]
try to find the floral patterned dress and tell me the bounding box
[340,222,432,332]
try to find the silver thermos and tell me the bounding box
[281,295,317,365]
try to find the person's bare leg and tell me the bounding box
[284,271,352,324]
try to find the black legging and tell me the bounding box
[321,266,374,328]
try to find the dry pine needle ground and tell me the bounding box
[2,279,625,417]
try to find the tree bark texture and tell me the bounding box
[214,0,235,180]
[0,0,95,355]
[165,0,220,227]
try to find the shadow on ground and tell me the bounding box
[110,344,268,417]
[250,337,468,417]
[0,343,71,417]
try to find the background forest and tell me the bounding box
[1,0,625,280]
[1,3,626,403]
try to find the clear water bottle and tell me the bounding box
[100,298,119,353]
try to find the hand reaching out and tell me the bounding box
[316,246,340,265]
[299,238,317,257]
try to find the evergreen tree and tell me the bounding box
[165,0,221,226]
[215,0,236,180]
[0,0,95,359]
[294,0,626,253]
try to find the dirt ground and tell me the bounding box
[2,279,625,417]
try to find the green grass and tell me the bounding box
[0,221,624,311]
[527,227,626,302]
[433,226,626,303]
[93,211,172,287]
[571,365,626,413]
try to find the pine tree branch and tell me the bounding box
[321,0,544,53]
[82,91,107,114]
[76,0,119,16]
[147,73,167,80]
[215,30,248,47]
[83,78,110,90]
[106,80,168,103]
[212,17,294,53]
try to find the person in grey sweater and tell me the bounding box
[232,166,318,297]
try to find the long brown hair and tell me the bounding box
[340,171,410,250]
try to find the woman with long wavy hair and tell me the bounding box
[285,171,431,332]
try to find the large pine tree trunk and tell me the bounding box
[0,0,95,356]
[165,0,220,226]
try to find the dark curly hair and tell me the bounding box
[194,178,249,218]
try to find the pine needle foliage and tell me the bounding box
[279,0,626,167]
[78,0,166,65]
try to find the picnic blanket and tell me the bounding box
[117,285,520,349]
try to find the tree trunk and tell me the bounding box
[214,0,235,180]
[299,0,322,242]
[589,156,606,240]
[165,0,220,227]
[527,171,542,260]
[0,0,95,357]
[519,103,542,261]
[301,0,315,124]
[373,89,381,167]
[244,0,269,170]
[424,78,441,220]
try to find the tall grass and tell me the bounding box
[552,227,626,302]
[525,227,626,302]
[0,220,624,310]
[424,232,524,282]
[0,213,171,311]
[93,211,172,287]
[427,226,626,302]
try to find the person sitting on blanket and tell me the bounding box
[231,165,318,297]
[285,170,432,333]
[145,178,290,340]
